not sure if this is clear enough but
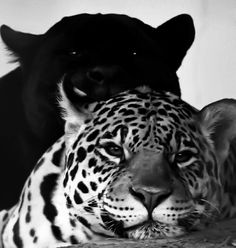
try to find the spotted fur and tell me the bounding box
[1,86,236,247]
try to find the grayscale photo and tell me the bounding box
[0,1,236,247]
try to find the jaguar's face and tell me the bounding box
[61,87,221,239]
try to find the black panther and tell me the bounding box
[0,13,194,209]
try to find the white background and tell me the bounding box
[0,0,236,109]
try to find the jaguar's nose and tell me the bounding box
[128,150,174,213]
[129,186,172,213]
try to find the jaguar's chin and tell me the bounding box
[124,221,186,239]
[122,210,207,239]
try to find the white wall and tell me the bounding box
[0,0,236,109]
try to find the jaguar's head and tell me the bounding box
[59,84,236,239]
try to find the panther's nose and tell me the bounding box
[87,68,105,84]
[129,186,172,213]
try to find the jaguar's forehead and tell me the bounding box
[88,87,196,129]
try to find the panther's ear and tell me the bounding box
[155,14,195,71]
[198,99,236,165]
[0,25,42,60]
[58,80,92,142]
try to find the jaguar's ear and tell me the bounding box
[198,99,236,165]
[58,80,92,142]
[0,25,42,61]
[154,14,195,71]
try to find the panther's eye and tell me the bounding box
[68,50,81,57]
[103,143,124,158]
[128,48,137,57]
[175,150,195,166]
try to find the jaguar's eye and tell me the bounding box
[103,143,124,158]
[175,150,195,164]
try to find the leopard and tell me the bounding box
[1,84,236,248]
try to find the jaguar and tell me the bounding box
[0,13,195,209]
[1,84,236,247]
